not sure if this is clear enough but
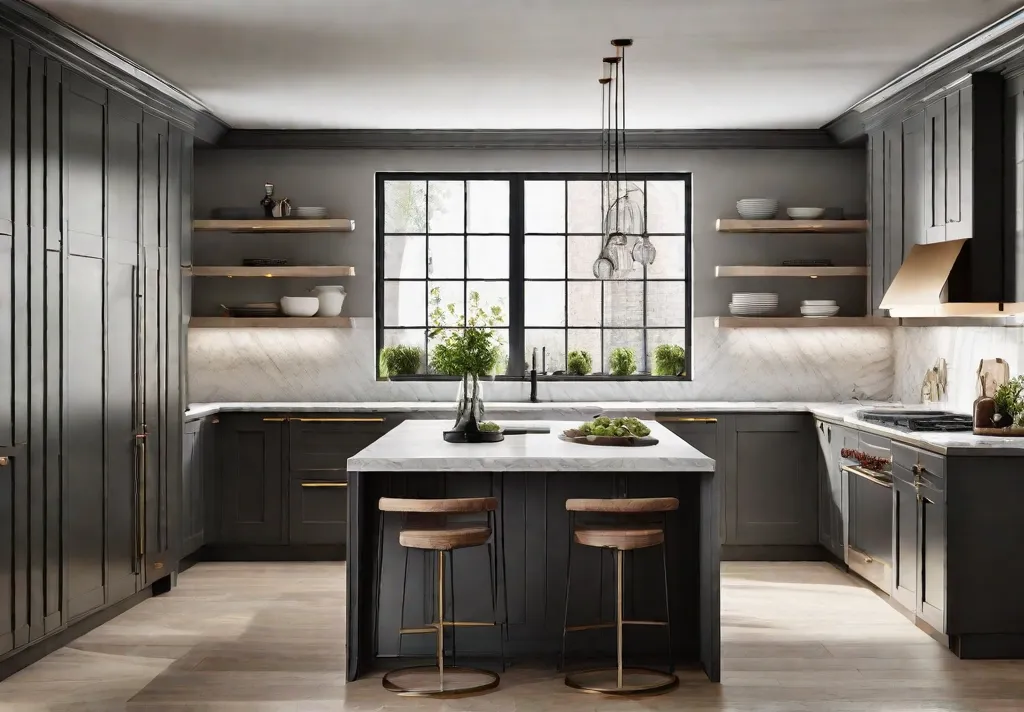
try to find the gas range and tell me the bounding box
[857,409,974,432]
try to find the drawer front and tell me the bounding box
[858,432,892,461]
[892,442,944,486]
[288,416,392,474]
[289,479,348,545]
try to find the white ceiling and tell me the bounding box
[33,0,1024,130]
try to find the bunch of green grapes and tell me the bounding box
[578,416,651,438]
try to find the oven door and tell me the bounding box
[843,463,894,592]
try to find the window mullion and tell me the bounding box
[508,176,525,378]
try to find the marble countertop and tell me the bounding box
[184,401,1024,457]
[346,420,716,473]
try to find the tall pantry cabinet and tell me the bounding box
[0,32,191,664]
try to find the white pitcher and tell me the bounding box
[310,285,346,317]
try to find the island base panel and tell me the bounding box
[347,470,720,682]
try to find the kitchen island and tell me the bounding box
[346,419,720,682]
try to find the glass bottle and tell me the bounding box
[260,183,275,218]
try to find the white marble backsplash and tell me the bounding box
[893,327,1024,412]
[188,317,894,403]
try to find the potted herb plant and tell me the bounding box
[428,288,505,439]
[609,347,637,376]
[378,345,423,378]
[566,350,593,376]
[652,344,686,377]
[993,375,1024,430]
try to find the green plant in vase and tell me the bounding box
[378,345,423,378]
[993,375,1024,429]
[609,347,637,376]
[428,288,505,438]
[566,350,593,376]
[652,344,686,376]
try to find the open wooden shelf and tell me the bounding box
[189,316,353,328]
[193,219,355,233]
[715,265,868,278]
[184,266,356,278]
[715,316,895,328]
[716,219,868,233]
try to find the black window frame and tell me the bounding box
[375,171,693,381]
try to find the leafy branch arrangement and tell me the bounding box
[653,344,686,376]
[428,288,506,376]
[993,375,1024,428]
[609,347,637,376]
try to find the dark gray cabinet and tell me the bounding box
[902,110,926,255]
[182,417,212,557]
[892,465,918,611]
[814,419,847,561]
[289,480,348,545]
[658,416,726,545]
[725,414,817,547]
[219,416,285,545]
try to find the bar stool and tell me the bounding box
[376,497,503,697]
[561,497,679,696]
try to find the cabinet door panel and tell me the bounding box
[289,480,347,545]
[902,112,926,255]
[944,91,961,226]
[727,415,817,546]
[884,128,903,287]
[181,419,205,557]
[221,418,284,545]
[43,252,61,633]
[868,132,885,313]
[288,418,392,477]
[924,99,947,243]
[918,488,946,631]
[891,470,917,611]
[0,451,29,656]
[0,37,12,236]
[63,82,105,258]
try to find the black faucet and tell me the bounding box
[529,347,540,403]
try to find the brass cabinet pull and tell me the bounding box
[656,417,718,423]
[294,417,385,423]
[0,456,8,467]
[262,417,287,422]
[301,482,348,488]
[911,463,923,475]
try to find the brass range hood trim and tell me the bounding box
[879,238,1024,318]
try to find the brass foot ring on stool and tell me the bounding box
[565,667,679,696]
[382,665,500,697]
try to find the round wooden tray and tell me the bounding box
[559,430,659,447]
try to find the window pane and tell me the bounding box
[567,329,601,373]
[384,180,426,233]
[428,180,465,233]
[525,180,565,233]
[525,281,566,327]
[567,234,603,278]
[384,281,426,327]
[428,235,464,279]
[646,235,687,279]
[603,281,644,327]
[467,180,509,233]
[525,234,565,279]
[381,329,427,375]
[467,281,510,328]
[467,235,509,278]
[525,329,566,374]
[427,281,466,327]
[567,281,601,326]
[603,330,644,374]
[648,329,687,376]
[646,281,688,327]
[646,180,687,233]
[567,181,603,233]
[384,234,426,278]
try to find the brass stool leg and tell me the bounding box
[616,549,624,689]
[437,550,445,691]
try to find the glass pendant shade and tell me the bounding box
[632,235,657,266]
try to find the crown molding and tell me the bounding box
[825,7,1024,142]
[211,128,850,151]
[0,0,228,143]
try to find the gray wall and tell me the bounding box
[192,147,867,319]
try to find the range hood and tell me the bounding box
[880,238,1024,318]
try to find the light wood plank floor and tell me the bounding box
[1,562,1023,711]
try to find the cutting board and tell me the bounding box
[976,358,1011,398]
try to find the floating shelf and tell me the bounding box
[715,317,894,328]
[184,266,356,278]
[715,266,868,278]
[716,219,868,233]
[193,219,355,233]
[189,317,353,328]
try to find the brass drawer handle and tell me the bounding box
[294,417,385,423]
[262,417,287,422]
[301,482,348,488]
[657,417,718,423]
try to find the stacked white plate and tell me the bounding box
[292,206,328,219]
[730,292,779,316]
[801,299,839,318]
[736,198,779,220]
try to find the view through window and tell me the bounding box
[377,173,691,379]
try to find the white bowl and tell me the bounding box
[801,299,837,306]
[787,207,825,219]
[280,296,321,317]
[736,198,778,220]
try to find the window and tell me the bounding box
[376,173,691,379]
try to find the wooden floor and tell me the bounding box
[1,562,1023,711]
